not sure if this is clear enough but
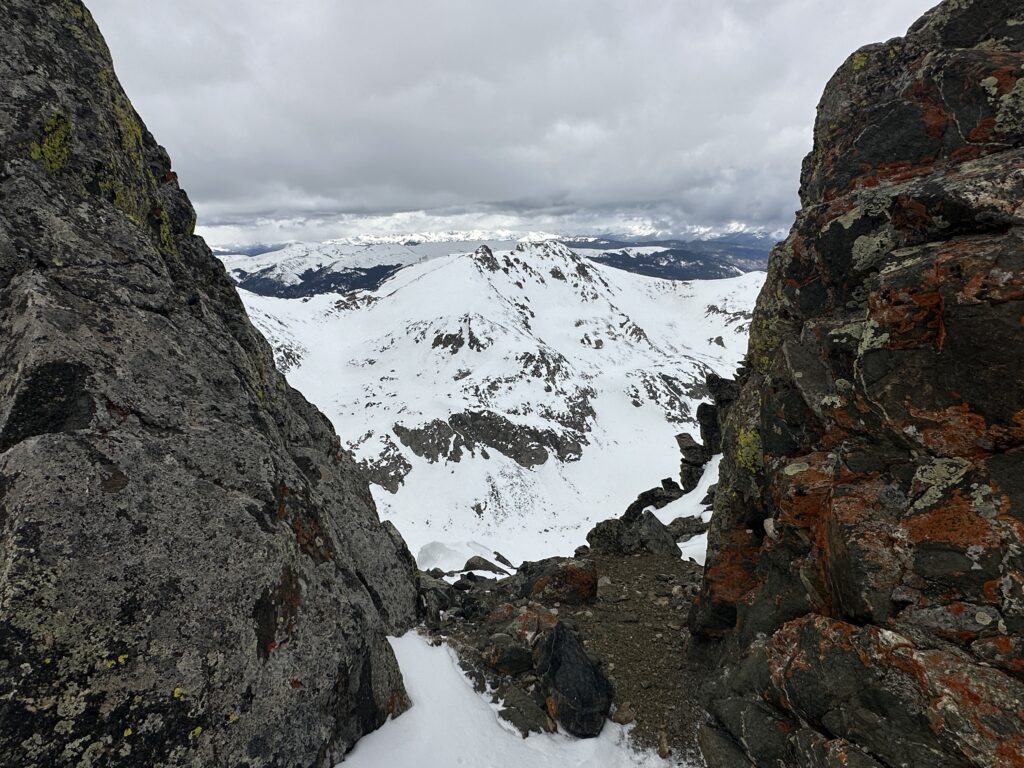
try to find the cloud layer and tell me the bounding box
[86,0,937,243]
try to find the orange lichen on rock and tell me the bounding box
[702,529,763,610]
[869,286,946,351]
[903,490,997,549]
[908,404,1024,457]
[529,563,597,605]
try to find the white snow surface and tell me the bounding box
[234,240,763,568]
[341,632,681,768]
[652,456,721,566]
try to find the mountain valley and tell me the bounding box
[227,239,763,568]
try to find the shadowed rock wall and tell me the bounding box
[0,2,417,765]
[692,1,1024,765]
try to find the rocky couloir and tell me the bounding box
[423,431,718,762]
[692,1,1024,766]
[0,3,417,766]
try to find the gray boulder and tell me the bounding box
[667,516,710,543]
[461,555,509,576]
[0,3,416,766]
[587,511,679,557]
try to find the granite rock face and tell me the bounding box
[0,3,417,766]
[692,1,1024,765]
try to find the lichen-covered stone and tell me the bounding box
[692,1,1024,765]
[0,3,417,766]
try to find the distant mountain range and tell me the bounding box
[217,232,774,299]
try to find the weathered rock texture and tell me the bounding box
[692,1,1024,766]
[0,3,417,766]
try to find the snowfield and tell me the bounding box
[342,633,683,768]
[233,240,762,569]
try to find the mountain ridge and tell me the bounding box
[220,233,772,299]
[236,239,762,567]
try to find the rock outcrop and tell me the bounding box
[0,3,417,766]
[587,511,680,557]
[692,1,1024,766]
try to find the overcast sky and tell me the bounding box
[86,1,937,245]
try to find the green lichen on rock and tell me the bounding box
[96,170,142,224]
[851,230,896,272]
[735,427,763,473]
[851,52,870,71]
[747,315,781,373]
[111,90,143,166]
[996,78,1024,135]
[158,211,173,249]
[30,113,73,174]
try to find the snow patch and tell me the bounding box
[341,633,683,768]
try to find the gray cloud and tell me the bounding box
[86,0,937,244]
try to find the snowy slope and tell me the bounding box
[343,633,676,768]
[234,241,763,567]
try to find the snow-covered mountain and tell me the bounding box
[220,239,518,298]
[221,233,771,299]
[229,240,763,568]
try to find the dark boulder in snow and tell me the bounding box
[461,555,510,576]
[675,433,711,492]
[536,623,614,738]
[667,516,709,543]
[622,477,684,522]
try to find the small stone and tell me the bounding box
[611,703,636,725]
